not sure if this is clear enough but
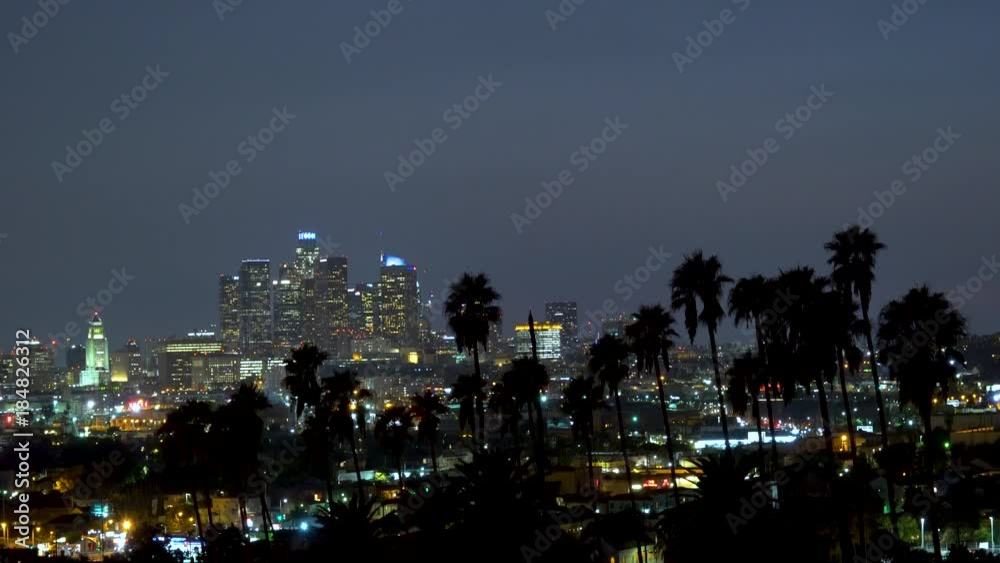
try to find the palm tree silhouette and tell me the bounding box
[560,375,606,506]
[445,273,502,440]
[375,405,414,497]
[726,352,766,465]
[283,343,328,421]
[324,370,373,503]
[878,285,967,562]
[157,400,214,544]
[504,357,550,473]
[588,334,645,563]
[671,251,733,454]
[450,373,486,442]
[213,383,273,540]
[626,304,682,508]
[408,390,449,473]
[729,274,780,466]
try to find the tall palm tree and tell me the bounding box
[157,401,214,544]
[560,376,605,505]
[324,370,372,503]
[504,357,549,471]
[589,334,644,563]
[488,377,524,464]
[450,374,486,441]
[825,226,897,535]
[588,337,637,504]
[825,227,888,444]
[729,275,780,466]
[671,251,733,454]
[626,304,682,508]
[283,343,328,421]
[213,384,272,541]
[726,352,766,464]
[445,273,502,437]
[408,390,448,473]
[375,406,414,497]
[878,286,967,562]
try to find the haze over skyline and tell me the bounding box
[2,1,999,348]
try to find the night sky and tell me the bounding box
[2,1,998,350]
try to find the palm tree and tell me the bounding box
[626,304,682,508]
[324,370,372,503]
[726,352,766,464]
[878,286,967,562]
[314,494,398,561]
[671,251,733,454]
[588,335,642,542]
[504,357,550,471]
[560,376,605,505]
[729,275,780,466]
[450,373,486,441]
[283,343,328,421]
[375,406,414,497]
[825,227,888,445]
[488,377,524,464]
[408,390,448,473]
[213,384,272,540]
[445,273,502,437]
[157,401,214,544]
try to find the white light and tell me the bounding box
[299,522,308,531]
[87,400,96,409]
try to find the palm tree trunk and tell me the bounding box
[239,497,249,536]
[815,374,835,455]
[430,434,439,473]
[753,404,766,467]
[259,492,273,551]
[534,398,547,471]
[653,359,681,509]
[585,430,597,511]
[836,348,865,554]
[764,385,779,469]
[398,460,406,498]
[707,329,731,455]
[613,387,644,563]
[191,490,206,545]
[349,430,365,503]
[861,306,899,536]
[473,346,486,439]
[203,490,215,529]
[924,415,943,561]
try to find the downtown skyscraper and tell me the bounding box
[273,263,302,350]
[378,254,420,347]
[218,274,240,351]
[238,259,273,358]
[79,312,109,387]
[312,256,349,354]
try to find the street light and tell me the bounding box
[990,516,995,552]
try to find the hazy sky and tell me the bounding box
[2,1,998,351]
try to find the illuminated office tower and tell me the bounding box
[24,338,55,392]
[514,322,562,361]
[294,231,320,281]
[218,274,241,352]
[125,338,143,381]
[159,335,224,390]
[238,259,273,358]
[273,263,302,350]
[301,277,319,344]
[545,301,578,359]
[110,349,130,383]
[378,254,419,346]
[66,344,86,386]
[315,256,349,352]
[349,283,377,335]
[79,312,110,387]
